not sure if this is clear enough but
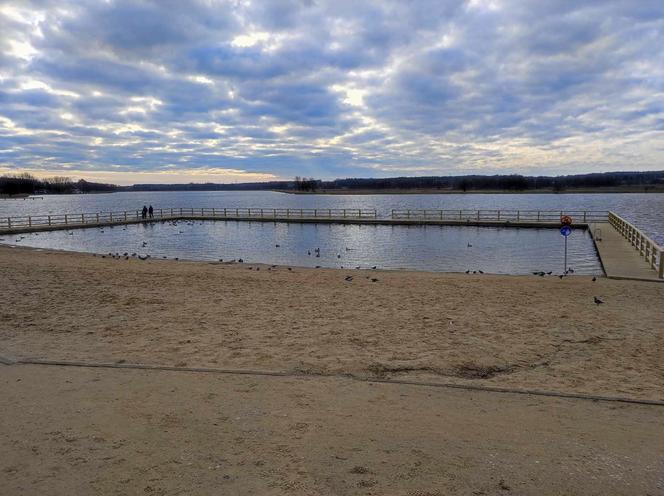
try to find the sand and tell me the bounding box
[2,245,664,494]
[1,245,663,400]
[2,364,663,496]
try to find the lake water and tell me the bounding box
[1,191,663,242]
[1,190,662,274]
[3,219,601,275]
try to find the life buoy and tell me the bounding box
[560,215,573,226]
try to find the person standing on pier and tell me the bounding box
[148,205,154,219]
[142,205,148,219]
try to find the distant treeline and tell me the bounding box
[316,171,664,191]
[124,170,664,192]
[0,173,118,195]
[3,170,663,195]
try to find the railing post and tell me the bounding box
[28,216,32,227]
[477,210,480,221]
[517,211,520,221]
[65,214,68,225]
[537,211,540,221]
[659,251,664,279]
[82,214,85,223]
[583,211,587,222]
[497,210,501,221]
[124,212,127,221]
[48,215,51,226]
[96,213,99,223]
[109,212,113,222]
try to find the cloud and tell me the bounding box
[0,0,663,182]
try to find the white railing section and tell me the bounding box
[0,207,377,230]
[391,209,609,223]
[608,212,663,279]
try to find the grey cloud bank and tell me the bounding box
[0,0,662,182]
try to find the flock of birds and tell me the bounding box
[7,223,608,304]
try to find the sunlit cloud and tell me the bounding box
[0,0,663,183]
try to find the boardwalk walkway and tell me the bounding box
[590,222,663,282]
[1,207,661,282]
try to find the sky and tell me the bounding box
[0,0,663,185]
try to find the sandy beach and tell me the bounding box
[1,245,663,400]
[2,245,664,494]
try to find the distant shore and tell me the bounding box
[276,185,664,195]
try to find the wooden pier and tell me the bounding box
[0,207,608,233]
[589,213,663,282]
[0,207,661,281]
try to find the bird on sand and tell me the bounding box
[592,276,597,282]
[594,296,603,305]
[370,278,379,282]
[345,276,353,281]
[478,270,484,274]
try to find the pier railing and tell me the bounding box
[0,207,377,230]
[608,212,663,279]
[391,209,609,223]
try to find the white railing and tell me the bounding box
[608,212,663,279]
[390,209,609,223]
[0,207,378,230]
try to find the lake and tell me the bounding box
[1,191,661,274]
[3,219,601,275]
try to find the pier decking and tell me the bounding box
[589,213,664,282]
[0,207,608,234]
[1,207,661,281]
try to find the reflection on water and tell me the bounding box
[1,191,663,244]
[1,220,602,275]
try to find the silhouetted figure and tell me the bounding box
[148,205,154,218]
[142,205,148,219]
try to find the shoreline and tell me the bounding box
[2,244,663,401]
[275,186,664,195]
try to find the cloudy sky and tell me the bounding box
[1,0,663,184]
